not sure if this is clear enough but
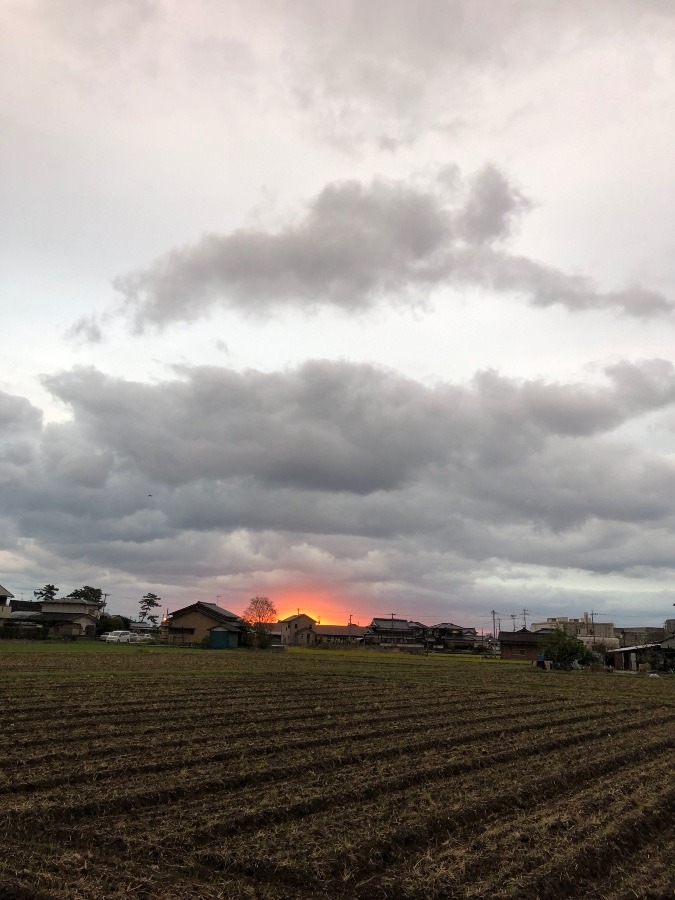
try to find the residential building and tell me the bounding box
[165,602,246,646]
[499,628,546,661]
[41,596,102,620]
[280,614,316,646]
[0,583,13,621]
[5,592,98,638]
[429,623,478,651]
[365,618,426,646]
[295,623,367,646]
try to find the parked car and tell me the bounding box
[99,632,110,642]
[136,634,155,643]
[105,631,133,643]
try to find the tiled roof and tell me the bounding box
[498,629,545,643]
[170,602,244,627]
[0,584,14,599]
[370,618,413,630]
[313,625,367,637]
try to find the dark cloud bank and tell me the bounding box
[4,358,675,619]
[110,166,672,333]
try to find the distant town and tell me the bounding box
[2,581,674,672]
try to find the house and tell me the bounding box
[42,596,102,621]
[430,623,478,651]
[0,584,13,622]
[36,611,98,638]
[365,618,425,646]
[265,622,283,645]
[499,628,546,661]
[5,592,97,638]
[166,602,246,646]
[295,623,367,646]
[279,614,316,646]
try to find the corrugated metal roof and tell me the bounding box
[613,642,662,653]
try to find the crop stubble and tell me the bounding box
[0,646,673,899]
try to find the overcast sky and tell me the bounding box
[2,1,675,628]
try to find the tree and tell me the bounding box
[543,627,595,669]
[97,613,131,636]
[34,584,58,603]
[68,586,105,610]
[242,596,277,649]
[139,592,161,623]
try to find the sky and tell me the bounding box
[2,0,675,629]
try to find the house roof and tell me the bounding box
[370,618,414,630]
[498,629,545,644]
[0,584,15,599]
[10,611,97,625]
[279,614,316,623]
[312,624,367,637]
[43,597,100,607]
[613,642,662,653]
[169,601,244,627]
[208,622,244,633]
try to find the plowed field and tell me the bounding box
[0,644,673,899]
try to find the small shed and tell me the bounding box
[209,624,241,649]
[612,643,661,671]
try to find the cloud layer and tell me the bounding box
[4,358,675,618]
[113,166,672,331]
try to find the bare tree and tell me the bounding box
[242,596,277,649]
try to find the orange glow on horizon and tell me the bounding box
[272,587,369,626]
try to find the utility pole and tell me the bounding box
[491,610,498,641]
[511,614,517,631]
[348,614,352,644]
[522,608,530,629]
[590,610,597,635]
[390,612,396,646]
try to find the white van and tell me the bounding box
[105,631,133,643]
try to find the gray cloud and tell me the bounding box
[114,166,672,329]
[284,0,675,141]
[4,359,675,619]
